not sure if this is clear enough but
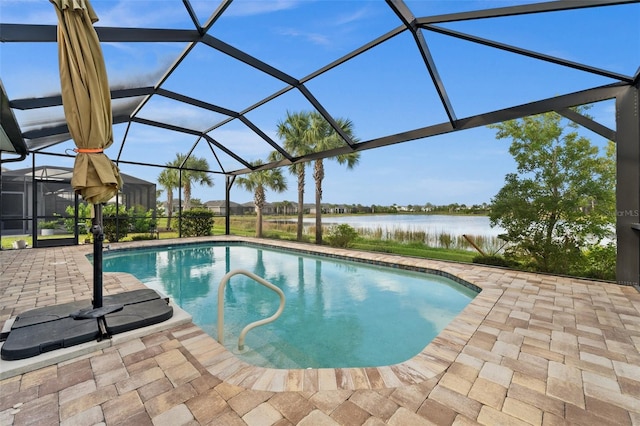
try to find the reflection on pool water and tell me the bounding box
[102,243,477,369]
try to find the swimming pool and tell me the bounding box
[102,242,477,369]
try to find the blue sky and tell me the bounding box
[1,1,638,206]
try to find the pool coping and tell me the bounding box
[79,236,503,391]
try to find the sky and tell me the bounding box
[1,0,638,207]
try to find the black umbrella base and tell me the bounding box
[1,289,173,361]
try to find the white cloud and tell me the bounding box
[275,27,330,46]
[417,304,457,332]
[332,7,370,26]
[2,1,57,25]
[272,6,371,47]
[94,1,189,28]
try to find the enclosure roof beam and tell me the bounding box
[416,0,637,24]
[230,82,628,175]
[0,23,200,43]
[201,34,299,87]
[10,87,155,110]
[422,24,634,83]
[1,81,27,159]
[155,88,239,118]
[556,108,616,142]
[202,134,253,170]
[22,113,132,140]
[201,25,407,142]
[129,117,254,170]
[386,0,457,125]
[237,117,292,160]
[301,26,406,83]
[297,85,357,148]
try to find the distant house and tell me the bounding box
[183,200,305,216]
[203,200,244,216]
[159,201,180,215]
[308,204,352,214]
[329,204,351,214]
[241,201,278,215]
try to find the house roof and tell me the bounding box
[204,200,242,207]
[2,165,155,186]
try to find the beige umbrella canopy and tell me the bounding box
[51,0,123,312]
[51,0,122,204]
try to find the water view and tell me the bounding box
[273,214,506,251]
[311,214,504,237]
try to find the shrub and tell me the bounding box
[180,208,214,237]
[102,204,130,242]
[131,234,156,241]
[575,243,616,281]
[326,224,359,248]
[472,254,519,268]
[103,215,130,242]
[64,203,92,234]
[39,218,61,229]
[129,205,156,233]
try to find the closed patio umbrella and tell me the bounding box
[51,0,122,313]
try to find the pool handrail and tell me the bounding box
[217,269,286,350]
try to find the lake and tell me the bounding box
[298,214,504,238]
[272,214,506,251]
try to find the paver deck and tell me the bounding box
[1,236,639,425]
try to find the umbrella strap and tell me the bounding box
[74,148,104,153]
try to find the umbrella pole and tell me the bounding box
[92,203,104,309]
[70,203,122,321]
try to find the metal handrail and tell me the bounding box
[217,269,286,350]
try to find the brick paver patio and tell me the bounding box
[1,236,639,425]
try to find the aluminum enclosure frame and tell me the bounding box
[616,84,640,287]
[0,0,638,286]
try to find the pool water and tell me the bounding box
[102,243,477,369]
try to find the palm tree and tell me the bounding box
[275,111,313,241]
[308,112,360,244]
[282,200,293,215]
[235,160,287,238]
[157,167,178,230]
[169,153,214,210]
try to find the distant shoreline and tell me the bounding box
[265,212,492,218]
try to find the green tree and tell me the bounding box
[190,198,204,208]
[281,200,293,215]
[275,111,313,241]
[489,111,615,274]
[235,160,287,238]
[272,201,283,215]
[308,112,360,244]
[157,167,178,230]
[169,153,214,211]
